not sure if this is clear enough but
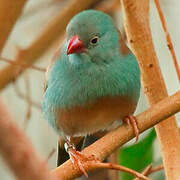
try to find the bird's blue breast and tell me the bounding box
[43,50,140,110]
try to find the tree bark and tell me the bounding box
[120,0,180,179]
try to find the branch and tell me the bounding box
[13,80,41,110]
[107,152,119,180]
[0,0,102,90]
[120,0,180,179]
[0,0,27,53]
[94,162,150,180]
[23,73,32,130]
[149,165,163,174]
[47,148,56,162]
[137,165,153,179]
[52,90,180,180]
[154,0,180,82]
[134,164,164,180]
[0,100,55,180]
[0,57,46,72]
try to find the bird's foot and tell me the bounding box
[65,143,98,177]
[123,115,139,141]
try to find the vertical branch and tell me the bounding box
[23,72,32,130]
[0,0,27,53]
[154,0,180,82]
[108,151,119,180]
[120,0,180,179]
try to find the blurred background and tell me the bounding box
[0,0,179,179]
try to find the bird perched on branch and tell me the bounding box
[42,10,141,175]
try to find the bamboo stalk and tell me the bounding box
[120,0,180,179]
[52,90,180,180]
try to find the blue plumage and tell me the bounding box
[42,10,140,139]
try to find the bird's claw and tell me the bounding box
[68,148,99,177]
[124,115,139,141]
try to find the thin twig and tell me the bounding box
[154,0,180,82]
[0,57,46,72]
[23,73,32,130]
[134,164,164,180]
[95,162,150,180]
[149,165,163,174]
[134,164,164,179]
[52,90,180,180]
[134,165,152,180]
[13,81,41,110]
[47,148,56,162]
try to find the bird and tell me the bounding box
[42,9,141,175]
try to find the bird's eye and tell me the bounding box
[90,36,99,45]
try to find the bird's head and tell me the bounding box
[66,10,120,62]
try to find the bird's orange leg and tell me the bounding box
[123,115,139,141]
[65,137,98,177]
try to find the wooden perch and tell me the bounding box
[0,100,55,180]
[120,0,180,179]
[52,90,180,180]
[0,0,102,90]
[0,0,27,53]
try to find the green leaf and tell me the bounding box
[118,129,156,180]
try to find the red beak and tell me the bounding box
[67,35,85,55]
